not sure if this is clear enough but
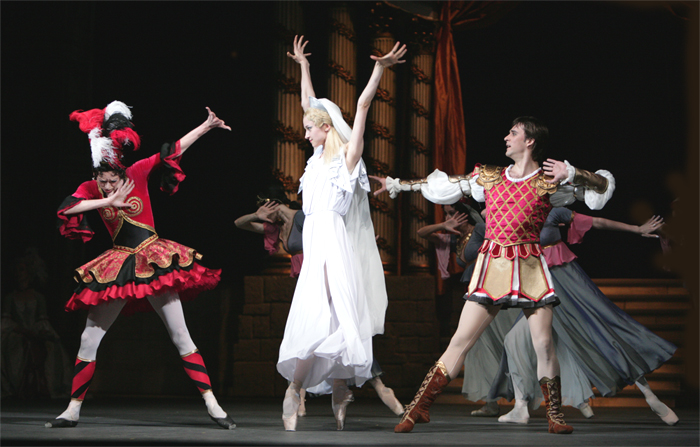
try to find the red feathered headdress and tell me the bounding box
[69,100,140,169]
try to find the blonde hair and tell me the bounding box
[304,107,347,164]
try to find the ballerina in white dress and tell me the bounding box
[277,36,407,431]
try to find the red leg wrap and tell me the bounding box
[182,351,212,393]
[71,358,96,400]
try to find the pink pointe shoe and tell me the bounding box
[332,380,354,430]
[282,382,301,431]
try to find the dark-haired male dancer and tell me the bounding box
[372,117,615,434]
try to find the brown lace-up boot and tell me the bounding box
[539,376,574,434]
[394,361,450,433]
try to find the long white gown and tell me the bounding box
[277,146,380,395]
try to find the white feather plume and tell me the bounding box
[88,128,117,168]
[104,101,132,121]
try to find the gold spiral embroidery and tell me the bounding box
[124,197,144,217]
[101,206,117,222]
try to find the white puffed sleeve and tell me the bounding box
[386,169,481,204]
[551,160,616,210]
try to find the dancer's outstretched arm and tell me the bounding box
[592,215,664,238]
[287,35,316,111]
[346,42,407,172]
[235,202,280,234]
[417,212,469,244]
[63,179,135,215]
[177,107,231,157]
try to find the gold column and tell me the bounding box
[272,1,305,202]
[327,4,357,125]
[266,1,305,274]
[406,36,436,272]
[404,53,434,272]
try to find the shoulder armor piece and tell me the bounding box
[475,165,503,190]
[535,172,558,196]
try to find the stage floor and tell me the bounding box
[2,397,698,446]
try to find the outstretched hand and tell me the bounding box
[369,175,387,196]
[443,212,469,235]
[542,158,569,184]
[203,107,231,131]
[108,178,135,208]
[255,201,280,223]
[639,215,664,238]
[287,35,311,65]
[370,41,408,67]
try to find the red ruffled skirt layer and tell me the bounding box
[65,238,220,316]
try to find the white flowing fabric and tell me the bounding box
[305,98,387,333]
[343,158,387,336]
[277,146,377,395]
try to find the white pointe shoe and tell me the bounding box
[331,380,354,431]
[497,404,530,424]
[282,383,301,431]
[471,401,500,417]
[578,402,594,419]
[297,389,307,417]
[647,397,680,426]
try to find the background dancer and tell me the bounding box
[277,36,406,431]
[47,102,235,430]
[2,248,72,399]
[372,116,615,434]
[234,185,305,278]
[417,207,519,418]
[418,202,487,338]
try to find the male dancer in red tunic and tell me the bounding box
[372,117,615,434]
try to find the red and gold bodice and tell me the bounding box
[478,165,557,247]
[80,155,159,247]
[58,142,185,250]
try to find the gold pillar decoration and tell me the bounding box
[327,4,357,124]
[366,33,398,269]
[267,1,304,274]
[272,1,305,203]
[406,27,436,273]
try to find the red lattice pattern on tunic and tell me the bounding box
[484,169,552,247]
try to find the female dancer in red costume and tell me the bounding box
[47,101,235,430]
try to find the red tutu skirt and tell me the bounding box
[66,237,220,316]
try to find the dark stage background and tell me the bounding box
[2,2,697,395]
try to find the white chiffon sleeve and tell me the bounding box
[581,169,615,210]
[386,169,481,204]
[551,161,615,210]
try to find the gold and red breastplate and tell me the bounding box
[479,166,556,246]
